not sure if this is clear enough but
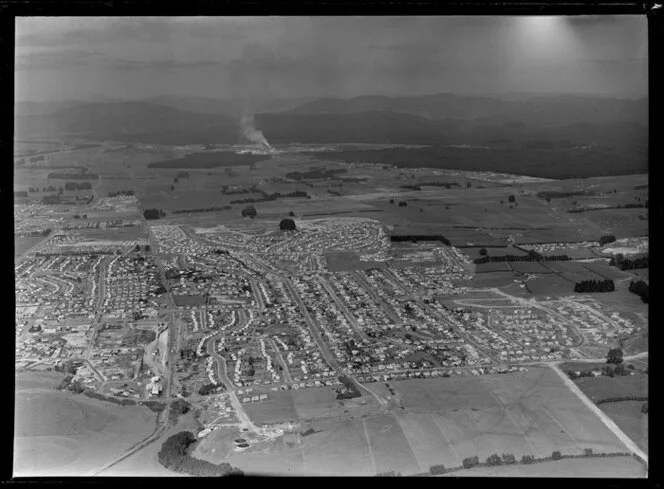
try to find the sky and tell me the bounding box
[15,16,648,102]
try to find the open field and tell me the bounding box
[325,251,388,272]
[469,271,519,288]
[14,371,158,477]
[574,374,648,402]
[443,455,645,477]
[524,275,573,295]
[14,236,44,256]
[195,368,631,476]
[599,401,648,455]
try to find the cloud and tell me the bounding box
[15,49,105,69]
[111,58,222,70]
[16,19,177,47]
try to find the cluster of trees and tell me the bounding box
[14,191,28,198]
[143,400,167,413]
[390,234,451,245]
[241,205,257,218]
[42,195,63,204]
[474,250,571,264]
[134,244,151,252]
[336,375,361,400]
[108,190,135,197]
[286,168,347,180]
[628,280,649,303]
[230,190,309,205]
[27,185,57,192]
[598,234,617,246]
[168,399,191,423]
[573,279,615,293]
[610,254,648,270]
[398,201,408,207]
[143,208,166,220]
[57,374,84,394]
[462,456,480,469]
[172,205,232,215]
[279,218,296,231]
[198,383,220,396]
[83,389,137,406]
[64,181,92,191]
[157,431,243,476]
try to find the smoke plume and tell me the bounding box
[240,113,271,149]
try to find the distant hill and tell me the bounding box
[285,93,647,127]
[14,94,647,156]
[15,101,243,144]
[137,95,316,117]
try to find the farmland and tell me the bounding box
[14,139,647,477]
[193,368,633,476]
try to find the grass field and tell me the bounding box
[199,368,631,476]
[14,236,44,256]
[600,401,648,455]
[524,275,573,295]
[14,371,157,477]
[469,271,519,288]
[475,262,512,273]
[574,374,648,402]
[509,261,553,274]
[242,390,299,425]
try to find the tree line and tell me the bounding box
[336,375,361,400]
[48,172,99,180]
[628,280,649,303]
[610,255,648,270]
[390,235,451,246]
[286,168,347,181]
[172,205,232,215]
[573,279,615,293]
[230,190,310,205]
[427,449,632,476]
[143,208,166,220]
[65,181,93,191]
[474,250,571,265]
[568,202,647,213]
[108,190,135,197]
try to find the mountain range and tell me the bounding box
[14,93,648,152]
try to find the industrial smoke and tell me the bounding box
[240,113,271,149]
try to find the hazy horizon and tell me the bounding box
[16,16,648,103]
